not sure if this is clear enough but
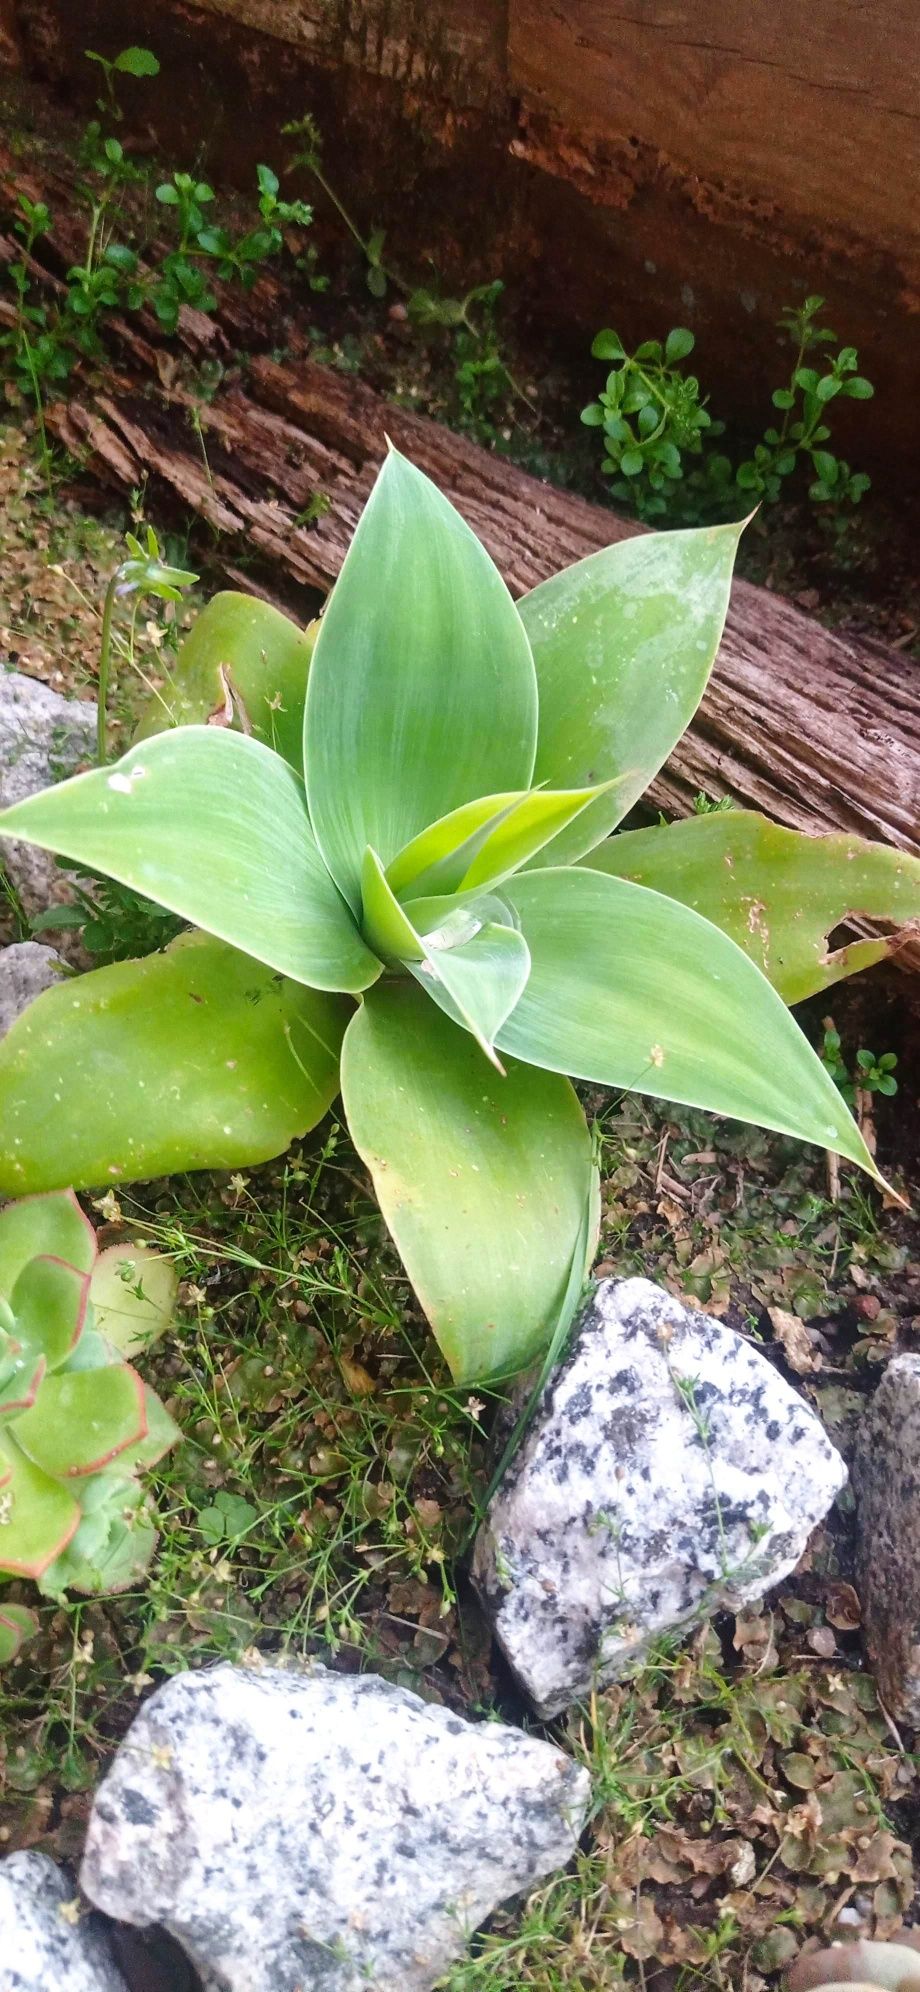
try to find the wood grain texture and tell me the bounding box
[508,2,920,275]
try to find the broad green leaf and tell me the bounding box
[0,932,349,1196]
[112,1384,181,1473]
[519,521,744,863]
[305,450,538,910]
[0,728,379,994]
[341,980,596,1382]
[584,810,920,1004]
[90,1245,178,1359]
[15,1366,147,1477]
[0,1191,95,1300]
[0,1601,38,1663]
[10,1256,89,1371]
[0,1434,80,1579]
[362,852,529,1065]
[386,783,618,900]
[134,592,317,773]
[497,867,878,1174]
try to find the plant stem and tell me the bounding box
[96,571,120,764]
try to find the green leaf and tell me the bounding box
[0,1434,80,1579]
[362,851,529,1065]
[9,1256,90,1372]
[497,867,878,1174]
[519,520,744,864]
[0,1601,39,1664]
[15,1366,147,1477]
[0,932,349,1196]
[134,592,318,772]
[341,981,596,1382]
[113,45,160,75]
[304,449,537,911]
[90,1245,178,1359]
[0,1191,95,1300]
[665,327,695,362]
[387,783,617,900]
[0,728,380,995]
[585,811,920,1004]
[591,329,625,360]
[411,912,531,1066]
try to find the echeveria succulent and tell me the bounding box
[0,1190,179,1640]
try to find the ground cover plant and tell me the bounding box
[0,1189,178,1662]
[582,297,874,525]
[1,451,920,1392]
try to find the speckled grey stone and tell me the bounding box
[473,1277,847,1716]
[80,1660,590,1992]
[0,940,66,1038]
[0,670,95,917]
[0,1851,129,1991]
[854,1355,920,1722]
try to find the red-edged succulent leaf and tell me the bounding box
[0,1599,39,1663]
[0,1436,81,1579]
[0,1191,96,1301]
[9,1255,90,1372]
[13,1367,147,1479]
[0,1353,47,1420]
[110,1386,181,1473]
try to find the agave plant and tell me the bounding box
[0,1189,179,1651]
[1,451,918,1384]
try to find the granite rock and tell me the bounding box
[0,1850,129,1991]
[80,1660,590,1992]
[473,1277,847,1715]
[0,670,95,916]
[854,1355,920,1721]
[0,940,66,1038]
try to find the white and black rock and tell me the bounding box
[854,1355,920,1722]
[0,671,95,917]
[0,940,66,1038]
[473,1277,847,1716]
[0,1850,129,1991]
[80,1660,590,1992]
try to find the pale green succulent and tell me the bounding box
[1,452,918,1386]
[0,1189,179,1658]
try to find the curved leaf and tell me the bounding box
[305,450,538,910]
[134,591,317,773]
[16,1366,147,1477]
[0,932,349,1196]
[387,782,618,901]
[0,1191,96,1300]
[0,728,379,994]
[10,1256,89,1371]
[0,1601,39,1663]
[584,810,920,1004]
[90,1245,178,1359]
[0,1434,80,1579]
[497,867,877,1174]
[341,980,596,1382]
[519,521,744,864]
[362,852,529,1066]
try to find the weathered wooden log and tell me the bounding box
[46,352,920,868]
